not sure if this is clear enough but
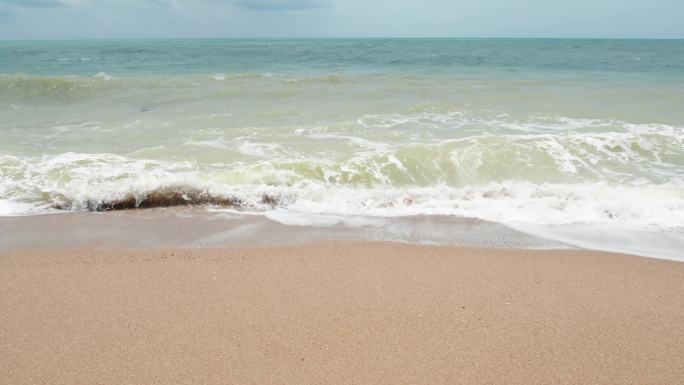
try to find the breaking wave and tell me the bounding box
[1,146,682,229]
[1,73,683,234]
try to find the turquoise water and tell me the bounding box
[2,38,683,78]
[0,39,683,253]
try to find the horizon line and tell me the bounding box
[1,36,683,42]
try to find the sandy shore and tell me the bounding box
[1,241,683,385]
[0,209,564,251]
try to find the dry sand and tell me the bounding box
[1,241,683,385]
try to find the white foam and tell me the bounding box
[0,199,44,217]
[0,200,15,216]
[264,210,385,228]
[55,57,91,62]
[1,149,683,227]
[509,223,684,261]
[93,72,114,80]
[237,141,285,157]
[183,140,228,149]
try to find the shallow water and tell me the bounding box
[0,209,566,251]
[0,39,682,258]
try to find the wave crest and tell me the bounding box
[51,186,243,212]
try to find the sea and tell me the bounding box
[1,39,683,259]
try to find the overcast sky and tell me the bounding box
[0,0,682,39]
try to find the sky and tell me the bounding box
[0,0,682,39]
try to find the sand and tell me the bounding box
[1,241,683,385]
[0,209,564,251]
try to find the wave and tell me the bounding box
[2,180,682,229]
[1,150,682,229]
[1,110,683,218]
[0,73,120,101]
[0,72,524,102]
[0,72,362,105]
[51,186,243,212]
[1,74,682,231]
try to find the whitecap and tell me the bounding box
[183,140,229,149]
[93,72,114,80]
[237,141,285,157]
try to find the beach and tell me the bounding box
[2,39,683,258]
[2,241,683,385]
[1,38,683,384]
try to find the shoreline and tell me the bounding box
[2,241,683,384]
[2,207,684,261]
[0,208,568,252]
[2,37,683,385]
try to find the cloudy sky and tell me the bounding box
[0,0,682,39]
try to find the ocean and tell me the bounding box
[1,39,683,258]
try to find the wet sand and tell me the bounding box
[0,209,565,251]
[1,241,683,385]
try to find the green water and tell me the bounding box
[0,39,682,232]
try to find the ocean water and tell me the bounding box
[1,39,683,258]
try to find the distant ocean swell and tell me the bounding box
[0,73,407,104]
